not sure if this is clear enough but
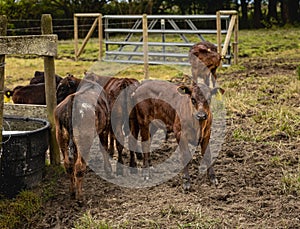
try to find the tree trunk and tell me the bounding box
[287,0,300,23]
[240,0,249,28]
[268,0,278,22]
[253,0,263,28]
[280,0,289,24]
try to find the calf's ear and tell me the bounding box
[68,79,76,87]
[177,85,192,96]
[211,87,225,95]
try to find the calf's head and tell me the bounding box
[56,74,81,104]
[177,83,224,121]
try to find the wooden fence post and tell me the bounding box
[41,14,60,165]
[98,14,103,61]
[143,14,149,79]
[234,13,239,65]
[216,10,238,66]
[216,11,222,55]
[74,15,78,61]
[0,15,7,151]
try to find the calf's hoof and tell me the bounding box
[183,182,191,192]
[104,166,114,179]
[116,163,124,176]
[182,175,191,192]
[142,168,150,180]
[136,152,143,160]
[130,167,138,174]
[70,191,76,199]
[209,175,219,187]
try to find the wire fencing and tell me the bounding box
[7,17,228,40]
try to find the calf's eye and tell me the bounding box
[191,98,197,105]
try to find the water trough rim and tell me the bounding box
[2,115,50,138]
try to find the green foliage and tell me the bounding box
[281,170,300,196]
[160,205,221,229]
[0,191,41,229]
[74,212,111,229]
[238,28,300,58]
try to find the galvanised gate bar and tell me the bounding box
[103,14,235,67]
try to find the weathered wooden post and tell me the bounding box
[216,11,222,56]
[143,14,149,79]
[216,10,238,66]
[234,13,239,65]
[0,15,7,150]
[74,14,78,61]
[98,14,103,61]
[41,14,60,165]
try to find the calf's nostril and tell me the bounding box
[196,112,207,120]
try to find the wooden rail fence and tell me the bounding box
[0,14,60,165]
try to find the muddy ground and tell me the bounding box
[31,58,299,228]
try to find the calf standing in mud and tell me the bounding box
[54,80,111,200]
[56,73,140,175]
[129,80,222,190]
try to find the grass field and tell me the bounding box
[1,27,300,228]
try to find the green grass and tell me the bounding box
[73,205,222,229]
[222,71,300,143]
[0,191,41,229]
[74,212,111,229]
[0,165,64,229]
[281,169,300,196]
[237,27,300,58]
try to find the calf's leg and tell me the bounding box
[99,132,113,177]
[200,139,218,186]
[179,141,192,191]
[55,127,76,197]
[74,155,86,200]
[140,125,151,180]
[128,114,140,172]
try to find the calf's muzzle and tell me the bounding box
[195,110,208,120]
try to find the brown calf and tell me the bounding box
[129,80,222,190]
[54,80,111,200]
[5,83,47,105]
[56,73,140,175]
[5,71,62,105]
[189,41,221,87]
[30,71,62,85]
[103,77,140,175]
[56,73,112,104]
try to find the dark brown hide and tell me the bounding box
[54,80,111,200]
[104,77,140,175]
[189,41,221,87]
[55,73,140,175]
[30,71,62,85]
[56,74,83,104]
[5,83,46,105]
[130,80,216,190]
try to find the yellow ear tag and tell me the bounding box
[7,91,10,96]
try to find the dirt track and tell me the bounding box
[31,58,300,228]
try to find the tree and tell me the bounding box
[286,0,300,24]
[240,0,249,28]
[267,0,278,23]
[253,0,263,28]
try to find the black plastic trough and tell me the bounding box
[0,116,50,198]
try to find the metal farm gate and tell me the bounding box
[102,12,237,67]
